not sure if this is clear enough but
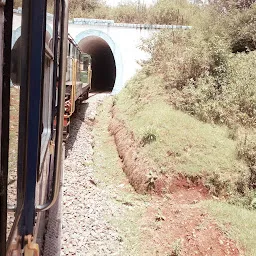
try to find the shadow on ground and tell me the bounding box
[65,101,89,157]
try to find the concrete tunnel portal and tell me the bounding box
[78,36,116,92]
[11,27,122,93]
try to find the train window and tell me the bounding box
[40,50,53,166]
[72,44,76,57]
[80,54,91,84]
[66,42,71,82]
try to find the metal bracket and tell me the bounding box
[49,140,55,155]
[24,235,39,256]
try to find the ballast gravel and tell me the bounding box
[61,93,123,256]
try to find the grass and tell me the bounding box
[93,97,149,255]
[8,87,19,185]
[114,72,256,254]
[202,200,256,256]
[116,75,249,189]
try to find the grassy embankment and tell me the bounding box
[108,2,256,254]
[114,72,256,255]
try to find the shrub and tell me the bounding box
[14,0,22,8]
[237,131,256,189]
[225,5,256,52]
[147,0,191,25]
[141,3,256,129]
[67,0,193,25]
[110,2,147,24]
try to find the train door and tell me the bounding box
[0,0,69,255]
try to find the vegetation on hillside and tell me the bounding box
[66,0,195,24]
[112,1,256,252]
[64,0,194,24]
[112,0,256,206]
[139,1,256,170]
[14,0,195,25]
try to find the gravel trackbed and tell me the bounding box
[61,94,122,256]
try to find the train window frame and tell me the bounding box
[80,54,91,84]
[40,44,54,169]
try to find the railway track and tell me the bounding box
[60,93,124,255]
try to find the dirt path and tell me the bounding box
[140,187,241,255]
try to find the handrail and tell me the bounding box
[88,64,92,90]
[36,0,68,212]
[71,59,77,114]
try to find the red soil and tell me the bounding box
[141,187,242,255]
[109,106,243,255]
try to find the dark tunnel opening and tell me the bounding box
[78,36,116,92]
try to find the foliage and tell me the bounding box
[203,200,256,255]
[209,0,256,11]
[141,126,157,146]
[79,0,194,24]
[141,2,256,129]
[174,51,256,127]
[14,0,195,25]
[14,0,22,8]
[116,80,249,195]
[109,2,147,23]
[147,0,192,25]
[224,5,256,52]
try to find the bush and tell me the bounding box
[141,3,256,129]
[68,0,193,25]
[147,0,191,25]
[110,2,147,23]
[225,5,256,52]
[14,0,22,8]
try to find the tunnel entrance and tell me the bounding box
[78,36,116,92]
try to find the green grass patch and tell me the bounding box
[116,76,249,190]
[202,200,256,256]
[9,87,19,183]
[93,97,149,255]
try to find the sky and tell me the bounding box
[105,0,156,7]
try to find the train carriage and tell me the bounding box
[0,0,92,255]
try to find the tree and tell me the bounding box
[209,0,256,10]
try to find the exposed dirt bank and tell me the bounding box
[109,106,208,196]
[109,104,243,255]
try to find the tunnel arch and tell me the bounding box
[75,30,123,94]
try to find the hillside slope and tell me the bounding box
[108,71,256,255]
